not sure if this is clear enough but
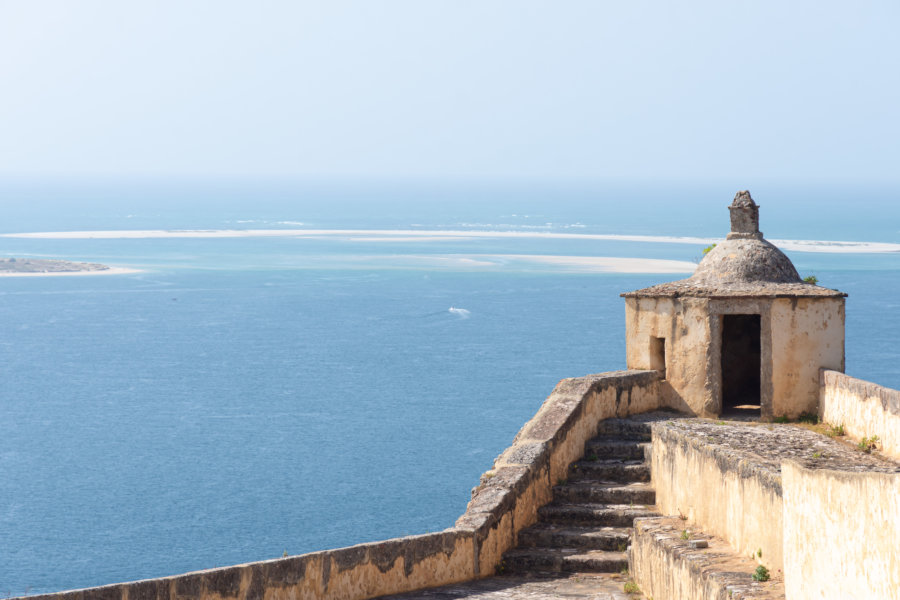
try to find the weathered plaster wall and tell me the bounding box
[820,370,900,460]
[626,296,844,420]
[625,297,714,416]
[19,371,661,600]
[769,298,844,419]
[650,425,785,572]
[782,461,900,600]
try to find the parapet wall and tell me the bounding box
[782,461,900,600]
[641,413,900,600]
[820,369,900,460]
[650,423,784,572]
[22,370,661,600]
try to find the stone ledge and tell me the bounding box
[630,517,785,600]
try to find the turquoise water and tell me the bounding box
[1,180,898,595]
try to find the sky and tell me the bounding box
[0,1,898,183]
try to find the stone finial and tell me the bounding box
[728,190,762,239]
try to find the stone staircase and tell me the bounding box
[501,418,658,575]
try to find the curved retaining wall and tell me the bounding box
[21,370,660,600]
[820,369,900,460]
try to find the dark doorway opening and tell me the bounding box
[721,314,761,418]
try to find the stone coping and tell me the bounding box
[622,280,845,298]
[630,517,785,600]
[654,417,900,477]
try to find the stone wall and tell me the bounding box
[649,423,785,572]
[20,370,661,600]
[782,461,900,600]
[820,369,900,460]
[643,418,900,600]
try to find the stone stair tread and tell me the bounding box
[583,438,651,459]
[557,481,654,491]
[553,480,656,505]
[516,523,632,550]
[520,522,632,533]
[502,548,629,573]
[538,503,659,527]
[575,458,645,466]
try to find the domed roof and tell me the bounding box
[623,191,845,299]
[690,236,801,285]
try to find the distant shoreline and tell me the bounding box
[0,258,140,277]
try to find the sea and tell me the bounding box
[1,179,898,596]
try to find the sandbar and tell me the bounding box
[2,228,896,253]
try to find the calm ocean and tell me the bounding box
[1,180,898,595]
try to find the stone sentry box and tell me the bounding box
[622,191,847,420]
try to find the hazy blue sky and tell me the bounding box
[1,1,898,183]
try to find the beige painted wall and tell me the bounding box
[770,298,844,419]
[820,370,900,460]
[651,426,785,572]
[625,297,714,416]
[782,461,900,600]
[626,295,844,419]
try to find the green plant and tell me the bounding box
[826,423,845,437]
[587,452,599,461]
[756,548,762,559]
[858,435,880,453]
[624,580,641,594]
[617,541,629,552]
[282,550,288,558]
[803,275,819,285]
[678,509,688,521]
[556,477,568,486]
[702,244,717,255]
[812,451,822,459]
[798,412,819,425]
[715,420,726,425]
[751,565,770,582]
[773,416,790,424]
[680,529,690,540]
[495,560,506,575]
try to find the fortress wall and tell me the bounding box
[650,424,785,572]
[21,371,661,600]
[782,461,900,600]
[820,369,900,460]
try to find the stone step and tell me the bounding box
[516,523,632,551]
[583,438,651,461]
[539,503,659,527]
[553,481,656,505]
[595,418,652,440]
[570,459,650,483]
[502,547,628,574]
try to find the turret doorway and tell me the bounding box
[721,314,761,417]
